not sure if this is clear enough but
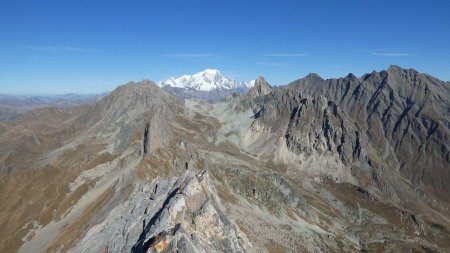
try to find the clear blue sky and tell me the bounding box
[1,0,449,94]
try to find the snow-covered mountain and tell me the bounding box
[158,69,254,92]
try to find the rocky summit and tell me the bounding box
[0,66,449,253]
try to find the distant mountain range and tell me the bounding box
[0,93,108,120]
[158,69,255,101]
[0,69,252,119]
[0,93,108,106]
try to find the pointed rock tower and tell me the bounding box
[248,76,272,98]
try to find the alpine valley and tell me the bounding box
[1,66,449,253]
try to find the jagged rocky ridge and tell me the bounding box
[285,66,450,203]
[245,66,449,222]
[0,66,449,253]
[69,170,251,253]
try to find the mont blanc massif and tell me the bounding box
[1,66,449,253]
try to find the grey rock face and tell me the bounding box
[284,96,362,165]
[253,89,363,166]
[69,170,252,253]
[248,77,272,98]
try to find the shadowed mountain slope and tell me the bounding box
[286,65,450,203]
